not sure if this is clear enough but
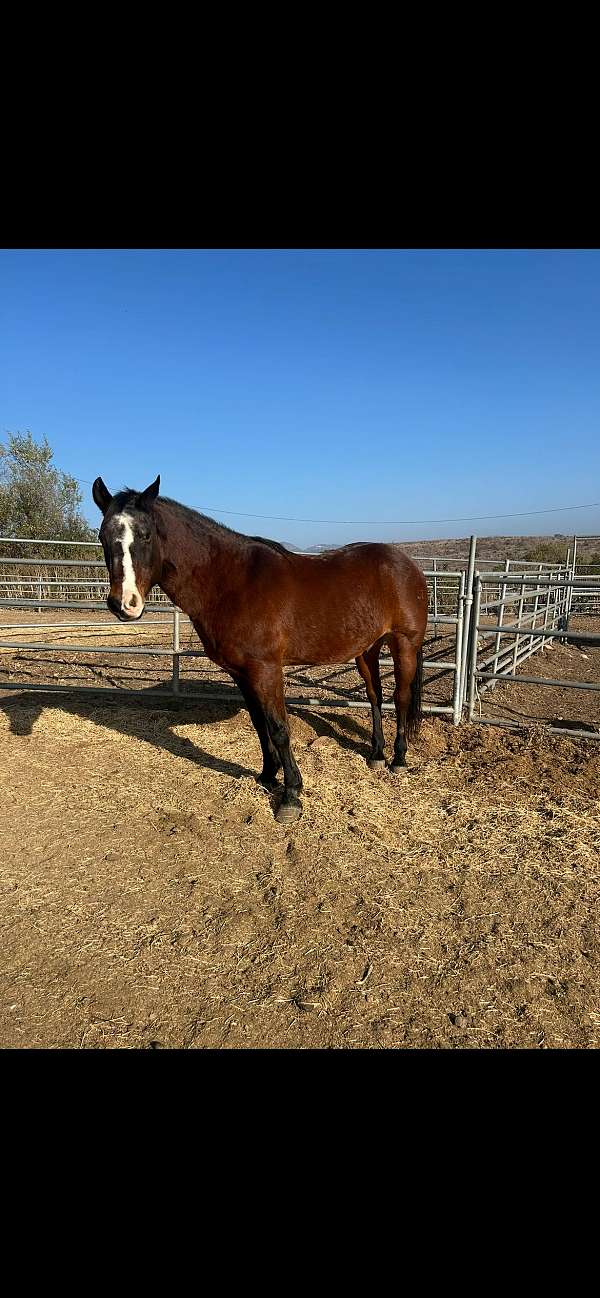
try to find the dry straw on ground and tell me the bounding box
[1,675,599,1049]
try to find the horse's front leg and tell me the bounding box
[243,661,303,824]
[235,674,282,790]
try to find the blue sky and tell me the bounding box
[1,248,599,548]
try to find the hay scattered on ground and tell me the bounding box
[1,684,599,1050]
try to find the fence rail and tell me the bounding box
[466,571,600,741]
[1,533,598,739]
[0,564,467,724]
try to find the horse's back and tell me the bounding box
[250,540,428,664]
[293,541,426,597]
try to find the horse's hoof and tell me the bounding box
[367,758,386,770]
[275,801,302,825]
[389,761,407,773]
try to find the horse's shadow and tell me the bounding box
[0,683,373,780]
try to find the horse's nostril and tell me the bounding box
[129,595,138,608]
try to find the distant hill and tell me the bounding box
[294,535,600,568]
[398,535,600,568]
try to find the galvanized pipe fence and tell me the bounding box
[0,537,469,724]
[466,569,600,741]
[0,535,597,738]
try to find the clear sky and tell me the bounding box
[1,248,599,548]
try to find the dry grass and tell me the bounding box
[1,681,599,1050]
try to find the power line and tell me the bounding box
[189,501,600,526]
[69,470,599,526]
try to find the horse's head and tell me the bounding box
[92,475,162,621]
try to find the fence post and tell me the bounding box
[491,558,510,688]
[459,535,477,713]
[452,571,465,725]
[511,576,526,676]
[528,563,543,654]
[433,559,438,639]
[553,565,563,630]
[542,566,553,635]
[565,535,577,630]
[172,606,180,694]
[467,575,482,721]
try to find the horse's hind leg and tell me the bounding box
[244,661,303,824]
[356,639,385,768]
[387,633,422,772]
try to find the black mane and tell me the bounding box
[153,494,293,556]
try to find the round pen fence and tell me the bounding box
[1,535,598,740]
[0,536,466,725]
[466,558,600,742]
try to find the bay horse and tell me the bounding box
[93,475,428,824]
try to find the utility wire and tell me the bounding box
[68,471,599,527]
[187,501,600,526]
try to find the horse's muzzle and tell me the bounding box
[107,594,144,622]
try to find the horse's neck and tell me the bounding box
[154,502,231,618]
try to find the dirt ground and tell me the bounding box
[475,617,600,733]
[0,694,599,1048]
[1,607,599,1050]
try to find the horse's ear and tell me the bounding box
[92,477,113,515]
[140,475,160,507]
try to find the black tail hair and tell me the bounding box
[406,645,423,742]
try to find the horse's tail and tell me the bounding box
[406,645,423,742]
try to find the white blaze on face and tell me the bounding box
[115,513,143,617]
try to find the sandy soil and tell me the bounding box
[1,605,598,1051]
[476,617,600,733]
[1,680,598,1049]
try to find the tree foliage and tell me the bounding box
[0,432,95,557]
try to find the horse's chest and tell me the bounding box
[192,623,243,672]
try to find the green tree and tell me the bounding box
[0,432,95,557]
